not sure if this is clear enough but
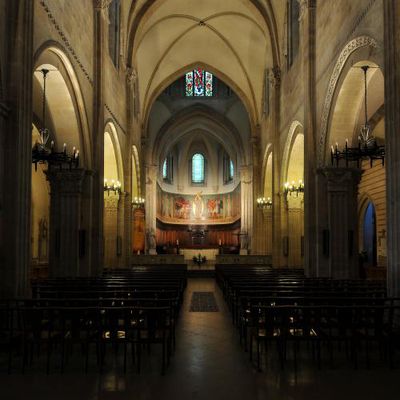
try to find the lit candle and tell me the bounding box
[63,143,66,153]
[176,239,179,246]
[219,239,222,246]
[51,140,54,150]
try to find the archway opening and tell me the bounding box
[284,129,304,268]
[363,201,377,267]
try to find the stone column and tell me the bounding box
[384,0,400,297]
[320,168,361,279]
[92,0,111,274]
[103,192,119,268]
[263,208,273,255]
[46,168,86,277]
[1,0,34,297]
[79,170,94,276]
[270,67,284,267]
[286,195,304,268]
[299,0,317,276]
[145,164,158,252]
[240,164,254,252]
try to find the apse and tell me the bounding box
[145,69,252,255]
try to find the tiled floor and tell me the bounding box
[1,278,400,400]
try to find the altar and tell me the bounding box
[181,248,220,262]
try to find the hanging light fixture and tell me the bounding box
[132,196,145,208]
[330,65,385,168]
[284,179,304,198]
[256,197,272,209]
[32,68,80,171]
[104,178,122,195]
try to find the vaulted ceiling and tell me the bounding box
[127,0,281,128]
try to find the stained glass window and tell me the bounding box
[192,153,205,183]
[185,68,213,97]
[185,72,193,96]
[229,160,234,180]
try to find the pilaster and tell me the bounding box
[320,167,361,279]
[384,0,400,297]
[46,168,86,277]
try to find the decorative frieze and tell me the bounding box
[39,1,94,86]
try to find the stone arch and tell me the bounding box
[33,43,92,168]
[132,144,141,198]
[281,121,304,185]
[104,120,124,189]
[261,143,273,198]
[317,36,380,165]
[326,61,384,162]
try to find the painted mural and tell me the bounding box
[157,183,241,225]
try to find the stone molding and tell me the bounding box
[104,104,127,135]
[39,1,94,86]
[317,36,378,165]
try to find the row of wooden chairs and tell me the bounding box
[0,266,187,375]
[216,265,398,371]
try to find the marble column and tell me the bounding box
[384,0,400,297]
[286,195,304,268]
[1,0,34,297]
[46,168,86,277]
[320,167,361,279]
[103,192,119,268]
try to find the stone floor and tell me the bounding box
[1,278,400,400]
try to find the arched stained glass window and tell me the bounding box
[162,155,173,183]
[192,153,205,183]
[229,160,234,180]
[186,68,213,97]
[162,158,168,179]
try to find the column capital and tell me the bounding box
[45,168,86,194]
[145,164,158,184]
[269,67,281,88]
[126,66,137,88]
[104,192,120,209]
[239,164,253,184]
[297,0,316,21]
[94,0,112,11]
[318,167,362,189]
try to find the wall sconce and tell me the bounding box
[104,178,122,195]
[256,197,272,209]
[283,180,304,197]
[132,196,145,208]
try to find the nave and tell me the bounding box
[1,276,400,400]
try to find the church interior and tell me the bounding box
[1,0,400,399]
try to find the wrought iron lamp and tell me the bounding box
[104,178,122,195]
[330,65,385,168]
[284,180,304,197]
[256,197,272,209]
[132,196,145,208]
[32,68,80,171]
